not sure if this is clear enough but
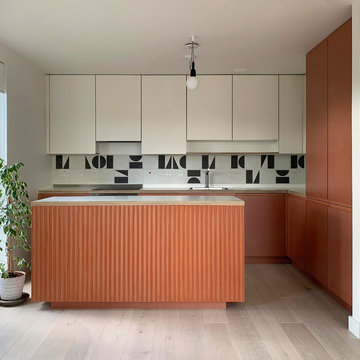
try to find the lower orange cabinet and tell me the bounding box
[328,205,352,306]
[305,199,328,287]
[286,195,306,271]
[236,194,285,257]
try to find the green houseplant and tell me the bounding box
[0,158,31,301]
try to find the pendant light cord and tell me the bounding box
[189,41,194,71]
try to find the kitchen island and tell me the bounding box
[31,196,244,308]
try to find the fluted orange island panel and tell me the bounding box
[31,204,244,307]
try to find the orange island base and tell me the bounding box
[31,195,244,309]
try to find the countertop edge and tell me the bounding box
[32,195,245,206]
[32,201,245,206]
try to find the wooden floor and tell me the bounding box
[0,264,359,360]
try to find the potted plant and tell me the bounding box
[0,158,31,301]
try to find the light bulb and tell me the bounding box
[186,76,199,90]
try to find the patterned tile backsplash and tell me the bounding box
[52,154,305,186]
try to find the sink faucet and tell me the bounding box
[205,168,210,188]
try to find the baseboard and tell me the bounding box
[245,256,291,264]
[349,316,360,338]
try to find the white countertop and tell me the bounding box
[32,195,245,206]
[142,184,306,191]
[40,184,305,195]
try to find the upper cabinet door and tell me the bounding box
[49,75,95,154]
[96,75,141,141]
[142,76,186,154]
[327,20,352,206]
[278,75,304,154]
[233,75,278,140]
[187,75,232,140]
[306,40,328,201]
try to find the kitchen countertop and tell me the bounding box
[39,184,306,197]
[32,195,245,206]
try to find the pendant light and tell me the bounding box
[185,36,199,90]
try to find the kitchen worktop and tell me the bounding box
[32,195,245,206]
[39,184,306,196]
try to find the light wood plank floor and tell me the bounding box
[0,264,359,360]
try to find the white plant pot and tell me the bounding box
[0,271,26,300]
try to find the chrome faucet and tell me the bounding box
[205,168,210,188]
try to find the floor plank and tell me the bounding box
[29,309,89,360]
[203,309,229,324]
[281,323,333,360]
[177,310,210,360]
[63,309,109,360]
[0,264,358,360]
[151,310,180,360]
[90,309,133,360]
[120,322,155,360]
[247,309,303,360]
[204,323,240,360]
[227,305,272,360]
[285,299,360,360]
[0,302,45,359]
[2,305,59,360]
[245,265,301,323]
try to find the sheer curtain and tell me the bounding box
[0,61,6,161]
[0,61,6,267]
[0,61,5,91]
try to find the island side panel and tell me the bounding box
[31,204,244,304]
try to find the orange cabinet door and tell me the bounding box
[327,20,352,207]
[306,200,328,287]
[286,195,306,271]
[306,39,328,201]
[236,194,285,257]
[328,205,352,306]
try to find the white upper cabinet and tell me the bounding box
[187,75,232,140]
[46,74,305,155]
[233,75,278,140]
[49,75,95,154]
[278,75,304,154]
[142,76,186,154]
[96,75,141,141]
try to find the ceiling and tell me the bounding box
[0,0,353,74]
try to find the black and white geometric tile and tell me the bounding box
[55,155,69,169]
[52,154,305,185]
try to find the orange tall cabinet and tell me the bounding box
[306,39,328,201]
[306,19,352,205]
[303,19,352,309]
[327,20,352,207]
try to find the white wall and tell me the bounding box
[0,42,51,200]
[0,41,51,269]
[350,0,360,338]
